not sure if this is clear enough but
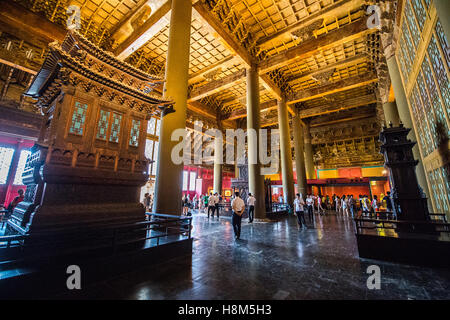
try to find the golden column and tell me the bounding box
[153,0,192,214]
[292,110,308,197]
[277,98,295,205]
[213,135,223,194]
[246,65,266,219]
[303,122,315,180]
[382,101,400,126]
[386,55,432,209]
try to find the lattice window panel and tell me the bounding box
[13,150,31,185]
[145,139,154,160]
[422,55,449,137]
[416,72,438,151]
[411,0,427,30]
[96,109,110,140]
[435,19,450,67]
[405,0,421,48]
[442,167,450,211]
[409,86,429,155]
[109,112,122,143]
[428,35,450,124]
[69,102,88,135]
[129,119,141,147]
[399,36,412,76]
[411,85,432,155]
[402,18,416,62]
[397,45,410,83]
[0,147,14,184]
[437,167,450,212]
[147,117,156,135]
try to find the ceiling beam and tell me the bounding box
[286,53,368,84]
[109,0,149,36]
[188,55,239,84]
[0,0,65,45]
[257,0,359,48]
[115,0,172,59]
[227,99,278,120]
[299,93,377,118]
[193,2,254,67]
[188,100,218,120]
[310,114,376,128]
[193,2,284,103]
[188,69,246,102]
[287,72,378,104]
[259,18,373,74]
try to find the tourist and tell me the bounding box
[192,194,198,210]
[306,195,314,221]
[294,193,306,228]
[231,191,245,240]
[383,191,394,213]
[203,193,209,213]
[143,193,151,213]
[317,195,325,215]
[371,195,378,214]
[348,195,355,218]
[362,195,370,216]
[358,195,363,214]
[341,195,349,216]
[182,194,190,215]
[325,195,331,210]
[5,189,24,219]
[213,192,220,218]
[278,194,284,204]
[247,193,256,223]
[207,192,215,218]
[335,195,341,213]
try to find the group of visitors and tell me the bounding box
[331,193,394,217]
[291,191,395,228]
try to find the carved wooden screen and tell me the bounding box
[396,0,450,213]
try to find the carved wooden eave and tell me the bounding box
[25,30,173,115]
[62,31,164,82]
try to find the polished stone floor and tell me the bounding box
[56,211,450,300]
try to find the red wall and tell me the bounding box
[0,135,34,207]
[182,166,235,200]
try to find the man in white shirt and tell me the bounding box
[207,192,215,218]
[294,193,306,228]
[247,193,256,223]
[231,192,245,239]
[306,195,314,222]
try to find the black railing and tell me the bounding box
[354,217,450,237]
[271,203,290,213]
[0,213,192,255]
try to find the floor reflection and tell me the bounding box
[56,212,450,300]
